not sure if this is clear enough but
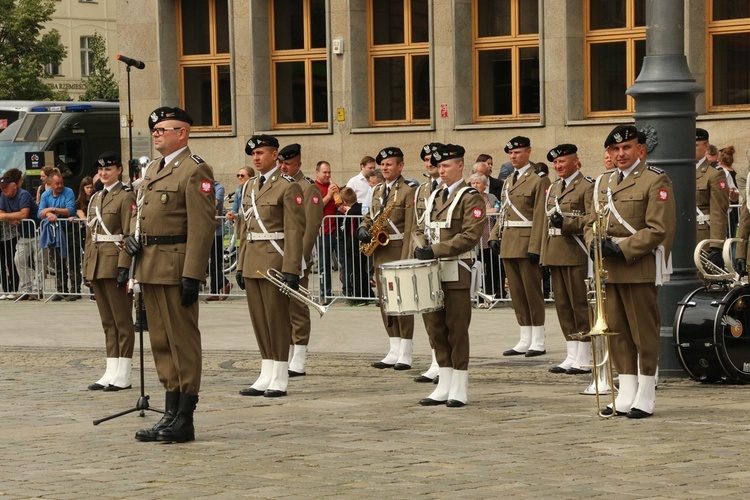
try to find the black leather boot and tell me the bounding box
[135,391,179,442]
[157,393,198,443]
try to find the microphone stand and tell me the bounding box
[93,64,162,424]
[92,254,163,425]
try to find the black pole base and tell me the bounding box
[92,395,163,426]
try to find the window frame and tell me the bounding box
[176,0,232,132]
[269,0,329,130]
[707,3,750,112]
[583,0,645,118]
[471,0,541,123]
[80,36,94,77]
[366,0,431,127]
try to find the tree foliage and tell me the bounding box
[0,0,68,100]
[79,31,119,101]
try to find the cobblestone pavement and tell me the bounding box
[1,299,749,498]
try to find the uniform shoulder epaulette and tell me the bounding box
[712,165,723,171]
[122,185,132,192]
[552,178,563,185]
[466,188,479,195]
[405,179,419,188]
[189,154,205,164]
[281,173,295,183]
[647,165,665,175]
[537,171,547,177]
[583,175,595,183]
[303,176,315,185]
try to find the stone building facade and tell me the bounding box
[114,0,750,185]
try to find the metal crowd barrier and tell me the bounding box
[5,206,740,306]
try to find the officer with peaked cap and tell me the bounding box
[585,125,675,418]
[125,106,217,443]
[277,143,323,377]
[489,136,550,358]
[236,134,305,398]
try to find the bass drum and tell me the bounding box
[674,284,750,383]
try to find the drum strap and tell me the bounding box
[425,187,471,243]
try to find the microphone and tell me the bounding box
[116,54,145,70]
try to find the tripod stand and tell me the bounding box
[93,259,163,425]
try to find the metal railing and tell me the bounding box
[2,205,741,305]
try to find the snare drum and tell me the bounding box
[674,284,750,383]
[378,259,444,315]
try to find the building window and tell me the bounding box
[584,0,645,117]
[80,36,94,77]
[45,63,62,77]
[177,0,232,130]
[708,1,750,111]
[473,0,540,122]
[367,0,431,126]
[270,0,328,129]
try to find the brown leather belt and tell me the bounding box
[142,235,188,246]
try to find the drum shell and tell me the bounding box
[674,284,750,383]
[379,258,444,316]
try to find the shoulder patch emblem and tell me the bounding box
[281,173,295,183]
[647,165,665,175]
[200,180,212,193]
[472,207,483,219]
[658,188,668,201]
[190,154,205,164]
[131,202,137,212]
[295,195,303,205]
[312,195,320,205]
[719,180,727,190]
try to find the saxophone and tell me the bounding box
[360,190,397,257]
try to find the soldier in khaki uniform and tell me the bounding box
[413,143,485,407]
[83,152,136,392]
[541,144,594,375]
[410,143,443,383]
[277,143,323,377]
[235,135,305,398]
[489,136,551,357]
[125,107,217,443]
[585,125,675,419]
[734,179,750,274]
[695,128,729,268]
[357,147,418,370]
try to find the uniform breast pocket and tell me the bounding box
[620,192,645,217]
[156,182,180,211]
[258,199,281,221]
[696,188,709,206]
[519,193,534,209]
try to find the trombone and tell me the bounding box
[256,268,331,317]
[581,201,618,418]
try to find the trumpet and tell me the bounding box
[582,200,618,418]
[256,268,331,317]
